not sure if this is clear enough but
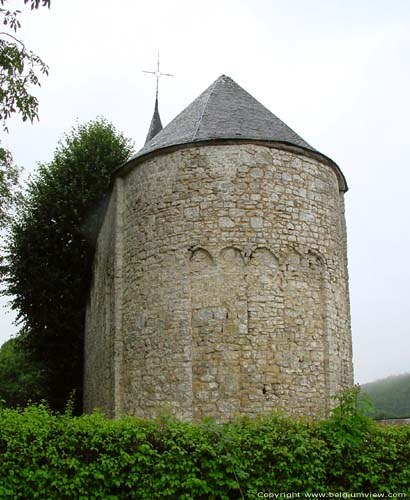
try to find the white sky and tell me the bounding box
[0,0,409,384]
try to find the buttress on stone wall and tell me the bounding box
[84,143,353,421]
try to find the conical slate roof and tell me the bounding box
[133,75,315,161]
[119,75,347,191]
[144,96,163,144]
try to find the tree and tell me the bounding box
[0,0,50,226]
[0,336,46,407]
[0,146,19,228]
[2,118,134,411]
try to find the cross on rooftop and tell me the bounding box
[143,53,173,99]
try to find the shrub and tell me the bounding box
[0,391,409,499]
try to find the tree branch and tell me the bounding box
[0,32,26,49]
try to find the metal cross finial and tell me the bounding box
[143,52,173,99]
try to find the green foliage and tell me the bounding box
[317,386,378,490]
[2,118,133,412]
[0,337,46,407]
[0,0,50,130]
[0,146,20,228]
[0,0,50,228]
[361,373,410,419]
[0,393,409,499]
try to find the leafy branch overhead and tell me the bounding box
[1,1,50,31]
[0,1,50,227]
[0,0,50,131]
[0,40,48,130]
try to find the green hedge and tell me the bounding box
[0,400,409,499]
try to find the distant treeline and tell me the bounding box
[361,373,410,419]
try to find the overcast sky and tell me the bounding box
[1,0,409,385]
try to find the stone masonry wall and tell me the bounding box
[84,143,353,421]
[84,180,124,417]
[84,187,116,415]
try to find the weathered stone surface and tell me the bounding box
[84,143,353,422]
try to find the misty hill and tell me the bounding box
[360,373,410,419]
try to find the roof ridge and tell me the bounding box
[191,77,219,142]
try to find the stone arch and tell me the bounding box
[248,246,279,275]
[281,247,327,415]
[247,247,280,309]
[306,249,325,271]
[189,246,218,309]
[189,247,214,272]
[218,246,246,312]
[242,246,283,412]
[191,245,247,419]
[282,247,304,273]
[218,245,246,321]
[190,245,245,420]
[219,246,244,267]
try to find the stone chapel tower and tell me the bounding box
[84,75,353,421]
